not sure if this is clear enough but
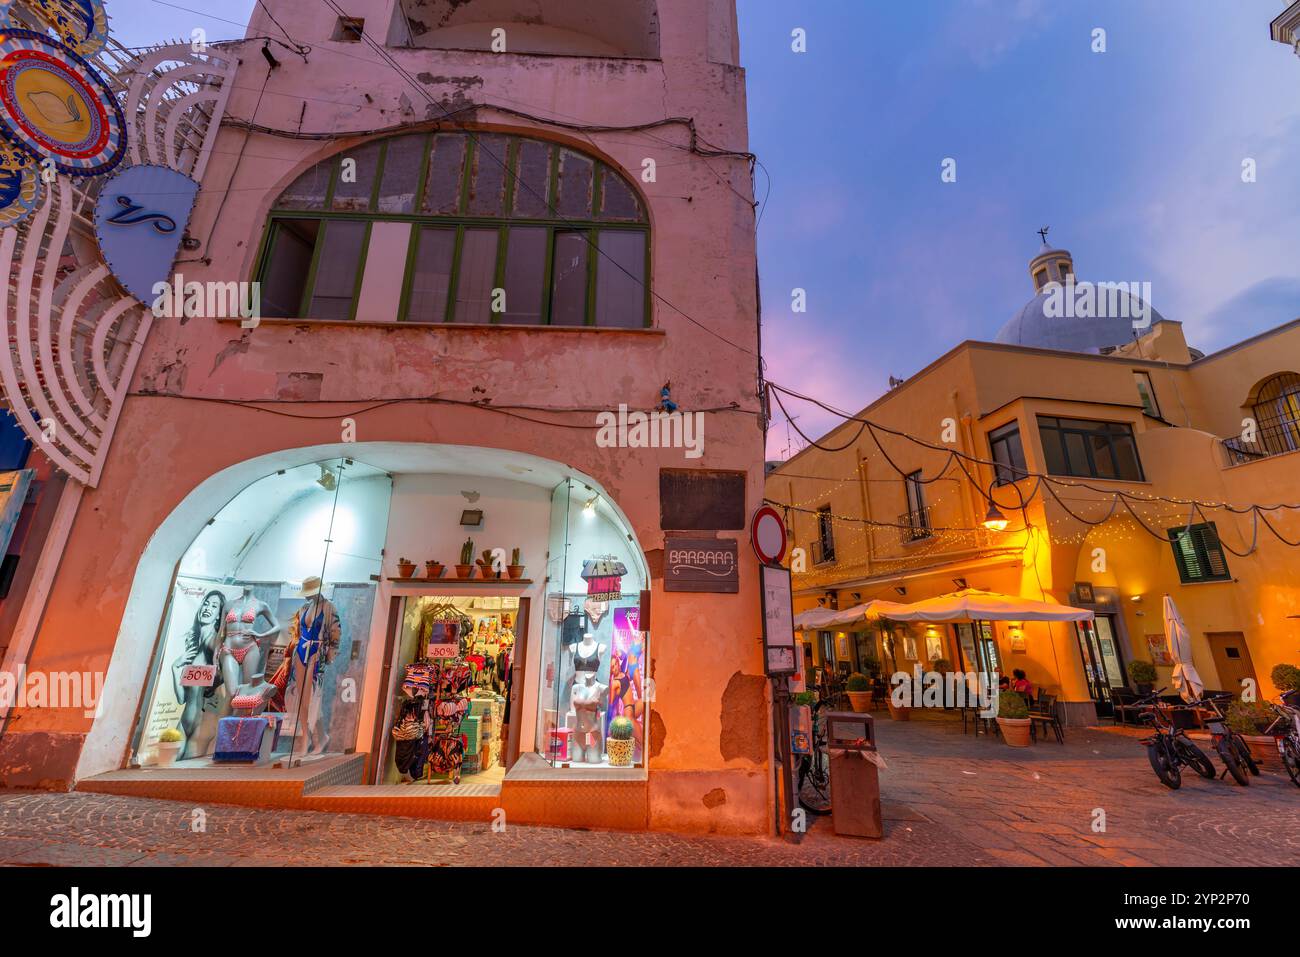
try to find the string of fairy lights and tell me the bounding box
[763,381,1300,580]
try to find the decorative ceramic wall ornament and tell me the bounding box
[0,141,39,227]
[23,0,110,56]
[93,163,199,302]
[0,29,125,176]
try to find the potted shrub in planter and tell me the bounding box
[886,679,912,721]
[424,559,444,579]
[1272,663,1300,696]
[996,690,1032,747]
[155,727,183,766]
[607,716,635,767]
[455,538,476,579]
[396,556,417,579]
[846,672,871,713]
[1227,699,1282,770]
[1127,659,1157,695]
[507,547,525,580]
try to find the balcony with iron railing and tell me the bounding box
[898,505,933,544]
[1221,422,1300,466]
[811,539,836,566]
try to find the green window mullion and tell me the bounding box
[298,221,329,318]
[503,139,520,214]
[458,136,474,215]
[370,140,389,213]
[445,225,465,323]
[413,133,432,212]
[592,163,605,219]
[539,226,555,326]
[347,222,373,322]
[323,157,340,209]
[250,218,278,286]
[492,225,508,324]
[396,224,422,322]
[547,144,560,212]
[585,227,598,326]
[643,226,652,327]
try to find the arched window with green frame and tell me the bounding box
[255,130,650,327]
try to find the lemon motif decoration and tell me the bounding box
[0,28,125,176]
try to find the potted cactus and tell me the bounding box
[507,547,525,580]
[397,556,417,578]
[1128,659,1157,695]
[477,548,501,579]
[424,559,444,579]
[846,672,871,713]
[996,690,1032,747]
[455,538,475,579]
[607,716,635,766]
[156,727,184,766]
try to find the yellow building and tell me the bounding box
[767,241,1300,725]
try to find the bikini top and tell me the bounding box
[226,608,257,624]
[574,644,601,673]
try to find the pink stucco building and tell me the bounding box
[0,0,770,834]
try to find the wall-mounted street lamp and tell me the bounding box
[982,499,1008,532]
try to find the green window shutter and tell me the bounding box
[1197,525,1229,579]
[1168,523,1230,583]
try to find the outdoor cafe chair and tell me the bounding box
[1028,693,1064,744]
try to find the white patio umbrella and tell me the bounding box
[1163,594,1204,704]
[824,599,913,627]
[792,606,841,631]
[864,588,1093,623]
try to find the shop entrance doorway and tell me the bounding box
[1074,615,1126,717]
[372,594,528,787]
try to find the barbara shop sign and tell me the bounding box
[663,538,738,593]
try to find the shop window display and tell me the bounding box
[536,480,649,769]
[132,459,391,769]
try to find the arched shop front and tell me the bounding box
[92,443,650,800]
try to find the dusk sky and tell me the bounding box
[109,1,1300,456]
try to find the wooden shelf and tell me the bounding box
[387,576,534,586]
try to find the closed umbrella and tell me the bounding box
[1163,594,1204,704]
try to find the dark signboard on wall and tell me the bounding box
[659,469,746,530]
[663,537,739,593]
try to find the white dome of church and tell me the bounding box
[995,236,1167,353]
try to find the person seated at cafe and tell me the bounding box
[1011,668,1034,697]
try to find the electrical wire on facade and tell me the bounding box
[767,381,1300,556]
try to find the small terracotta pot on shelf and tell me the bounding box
[507,565,525,580]
[397,560,416,579]
[425,562,444,579]
[455,564,475,579]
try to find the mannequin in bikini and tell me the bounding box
[283,577,342,755]
[218,585,281,714]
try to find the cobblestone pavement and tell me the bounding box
[0,715,1296,866]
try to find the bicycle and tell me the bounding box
[796,697,832,815]
[1135,689,1216,790]
[1264,688,1300,788]
[1193,691,1258,786]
